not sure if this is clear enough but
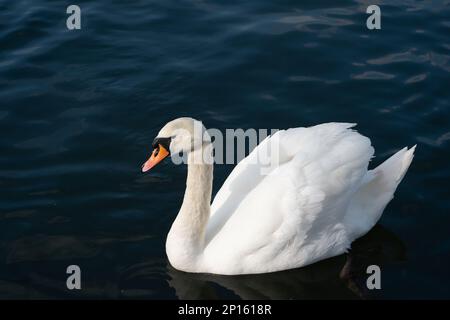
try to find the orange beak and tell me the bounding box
[142,145,170,172]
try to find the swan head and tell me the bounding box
[142,117,210,172]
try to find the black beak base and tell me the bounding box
[152,137,171,152]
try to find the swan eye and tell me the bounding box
[152,137,171,151]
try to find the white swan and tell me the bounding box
[142,117,415,275]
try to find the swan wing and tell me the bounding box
[206,129,290,242]
[204,123,374,274]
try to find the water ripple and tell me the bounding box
[0,0,449,299]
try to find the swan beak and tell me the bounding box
[142,145,170,172]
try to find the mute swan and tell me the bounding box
[142,117,415,275]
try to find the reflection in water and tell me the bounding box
[0,224,405,299]
[167,225,406,299]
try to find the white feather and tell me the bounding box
[158,118,415,275]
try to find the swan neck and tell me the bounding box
[166,144,213,271]
[183,156,213,225]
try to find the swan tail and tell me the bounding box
[372,145,416,185]
[346,145,416,238]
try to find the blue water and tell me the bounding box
[0,0,449,299]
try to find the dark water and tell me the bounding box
[0,0,449,299]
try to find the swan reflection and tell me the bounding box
[167,224,406,299]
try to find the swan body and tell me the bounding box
[143,117,415,275]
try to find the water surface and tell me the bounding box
[0,0,449,299]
